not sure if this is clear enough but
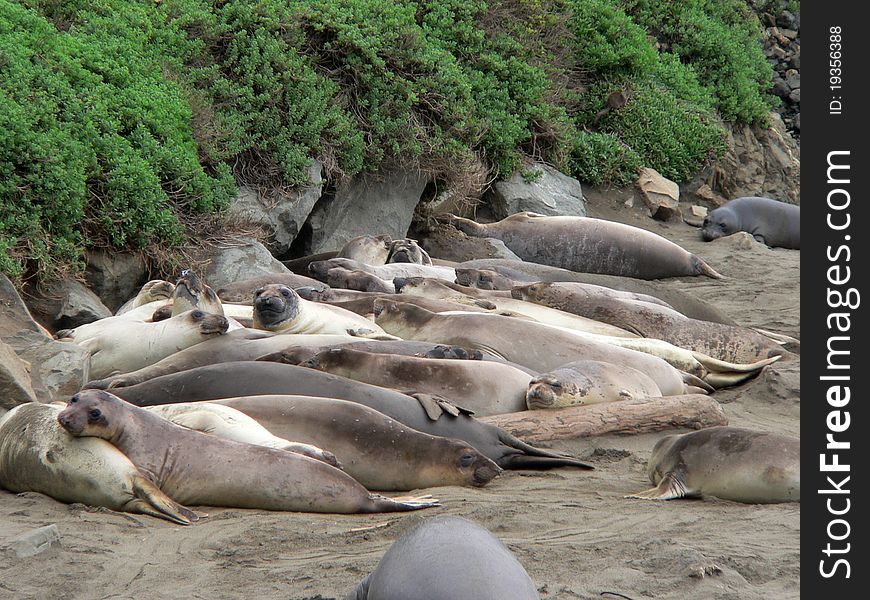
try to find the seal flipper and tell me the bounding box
[127,475,205,525]
[625,471,692,500]
[344,573,372,600]
[409,393,475,420]
[496,430,594,470]
[691,256,724,279]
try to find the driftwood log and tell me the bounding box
[479,395,727,443]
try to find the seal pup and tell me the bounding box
[373,299,694,396]
[304,347,533,416]
[58,390,439,513]
[216,273,328,304]
[252,283,396,339]
[115,280,175,315]
[108,361,593,470]
[702,197,800,249]
[0,403,199,525]
[345,516,540,600]
[214,395,502,491]
[526,360,662,408]
[338,234,393,265]
[77,309,230,381]
[626,426,800,503]
[441,212,723,279]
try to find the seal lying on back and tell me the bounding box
[0,403,199,525]
[214,395,502,491]
[526,360,662,409]
[57,390,438,514]
[702,197,800,249]
[627,426,800,503]
[109,361,593,470]
[442,212,722,279]
[345,516,540,600]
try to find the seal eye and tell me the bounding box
[88,409,101,421]
[70,394,79,404]
[254,287,265,297]
[280,288,291,297]
[459,453,476,468]
[191,310,205,320]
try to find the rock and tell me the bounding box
[690,112,800,205]
[776,10,799,31]
[772,78,790,98]
[24,279,112,332]
[780,28,798,40]
[415,224,522,263]
[487,162,586,219]
[785,71,800,89]
[690,205,708,218]
[1,275,92,401]
[84,251,147,313]
[2,525,61,558]
[198,236,292,290]
[692,184,728,207]
[0,339,38,410]
[305,166,430,254]
[788,88,800,103]
[227,160,323,256]
[794,113,800,131]
[635,167,681,221]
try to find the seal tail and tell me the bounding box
[496,429,594,470]
[682,372,713,394]
[692,256,724,279]
[691,352,782,373]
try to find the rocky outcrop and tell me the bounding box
[84,250,147,313]
[754,4,800,136]
[685,112,800,206]
[1,275,88,401]
[228,160,324,257]
[24,279,112,332]
[304,166,430,254]
[0,339,38,410]
[487,163,586,219]
[198,236,292,290]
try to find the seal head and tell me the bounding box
[253,284,300,330]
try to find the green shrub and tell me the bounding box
[569,131,642,186]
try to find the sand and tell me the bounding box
[0,190,799,600]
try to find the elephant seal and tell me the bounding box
[214,395,502,491]
[702,197,800,249]
[338,234,393,264]
[0,403,199,525]
[170,270,225,316]
[310,258,456,284]
[77,309,230,381]
[373,299,693,396]
[252,283,393,338]
[526,360,662,408]
[327,267,396,293]
[216,273,329,304]
[513,282,787,366]
[387,238,432,265]
[144,402,340,467]
[442,212,722,279]
[57,390,438,513]
[346,516,539,600]
[627,426,800,503]
[108,361,593,470]
[456,259,736,325]
[115,280,176,315]
[84,329,358,390]
[304,347,533,416]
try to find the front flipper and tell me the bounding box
[127,475,205,525]
[625,472,692,500]
[347,328,401,341]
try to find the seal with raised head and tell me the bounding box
[345,516,540,600]
[216,273,329,304]
[338,234,393,264]
[214,395,502,491]
[386,238,432,265]
[115,280,176,315]
[0,403,200,525]
[442,212,722,279]
[304,347,533,416]
[626,426,800,503]
[57,390,439,513]
[108,361,593,470]
[170,270,225,316]
[253,283,394,339]
[702,197,800,249]
[526,360,662,409]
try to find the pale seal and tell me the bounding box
[326,267,396,293]
[115,280,176,315]
[338,234,393,264]
[58,390,439,513]
[442,212,722,279]
[626,426,800,503]
[170,269,225,316]
[526,360,662,408]
[386,238,432,265]
[345,516,540,600]
[702,197,800,249]
[0,403,199,525]
[310,257,456,284]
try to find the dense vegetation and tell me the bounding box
[1,0,779,281]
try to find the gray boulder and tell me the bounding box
[84,251,147,313]
[199,236,292,290]
[1,275,88,401]
[24,279,112,332]
[0,339,38,410]
[227,160,324,256]
[488,163,586,219]
[306,166,429,254]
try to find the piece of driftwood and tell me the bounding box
[479,395,727,442]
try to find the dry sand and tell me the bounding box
[0,190,799,600]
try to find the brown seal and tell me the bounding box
[57,390,439,513]
[216,273,328,304]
